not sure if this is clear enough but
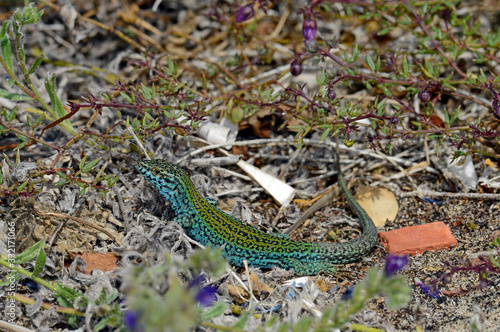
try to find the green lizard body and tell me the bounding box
[136,152,378,275]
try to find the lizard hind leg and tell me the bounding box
[205,197,218,206]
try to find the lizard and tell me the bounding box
[136,150,378,276]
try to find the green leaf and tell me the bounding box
[27,54,44,74]
[14,240,45,264]
[444,109,450,124]
[403,56,409,77]
[352,44,359,62]
[202,302,226,321]
[1,35,13,73]
[140,83,155,100]
[18,39,26,64]
[56,171,68,180]
[0,20,9,39]
[377,98,387,114]
[425,60,434,78]
[45,74,73,129]
[316,69,327,85]
[167,58,177,75]
[119,91,133,104]
[287,125,303,131]
[345,67,354,76]
[82,157,101,173]
[56,294,73,308]
[14,141,27,150]
[378,27,391,36]
[95,168,104,181]
[450,107,460,124]
[382,86,392,97]
[107,175,120,187]
[4,105,18,121]
[79,155,88,171]
[366,54,375,71]
[56,179,67,186]
[343,50,351,62]
[56,283,79,302]
[31,250,46,278]
[469,20,481,36]
[320,126,331,141]
[479,69,487,82]
[33,115,43,128]
[422,1,429,13]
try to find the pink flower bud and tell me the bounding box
[290,61,302,76]
[302,19,317,40]
[236,4,254,22]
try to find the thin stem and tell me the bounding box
[13,30,53,116]
[6,293,85,316]
[402,0,466,78]
[0,254,59,294]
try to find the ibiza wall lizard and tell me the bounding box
[136,151,378,276]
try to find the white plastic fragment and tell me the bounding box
[478,165,500,189]
[197,118,237,144]
[178,115,237,145]
[447,154,478,190]
[236,159,296,206]
[283,276,309,287]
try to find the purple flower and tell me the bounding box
[236,4,254,22]
[492,97,500,119]
[384,254,408,276]
[415,277,441,299]
[302,19,317,40]
[188,275,218,307]
[195,284,218,307]
[188,274,205,288]
[290,61,302,76]
[124,311,142,332]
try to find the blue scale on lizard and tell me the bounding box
[136,152,378,276]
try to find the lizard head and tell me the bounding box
[136,160,192,208]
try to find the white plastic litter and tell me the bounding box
[447,154,478,190]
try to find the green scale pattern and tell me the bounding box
[136,154,378,275]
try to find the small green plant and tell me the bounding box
[0,4,119,198]
[221,1,500,158]
[489,237,500,249]
[0,241,121,329]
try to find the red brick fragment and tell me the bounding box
[79,252,119,274]
[379,221,457,256]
